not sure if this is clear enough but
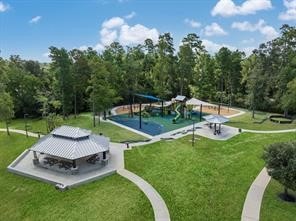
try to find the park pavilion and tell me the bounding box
[30,126,110,174]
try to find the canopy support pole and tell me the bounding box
[139,102,142,129]
[199,104,203,121]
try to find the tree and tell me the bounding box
[0,92,14,135]
[87,57,120,126]
[281,78,296,114]
[49,47,73,119]
[263,141,296,201]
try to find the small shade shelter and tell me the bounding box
[30,126,110,174]
[186,98,213,106]
[203,114,229,135]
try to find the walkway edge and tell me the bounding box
[118,169,170,221]
[241,168,271,221]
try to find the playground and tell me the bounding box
[108,95,223,136]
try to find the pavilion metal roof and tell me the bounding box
[203,115,229,124]
[175,95,186,102]
[30,126,109,160]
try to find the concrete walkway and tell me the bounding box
[118,169,170,221]
[242,128,296,133]
[0,128,43,138]
[241,168,271,221]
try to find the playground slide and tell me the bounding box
[172,104,181,124]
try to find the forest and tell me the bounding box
[0,24,295,124]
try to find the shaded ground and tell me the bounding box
[0,132,153,221]
[125,132,296,220]
[261,179,296,221]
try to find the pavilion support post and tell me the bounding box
[218,104,221,115]
[73,160,76,169]
[33,151,38,159]
[161,100,164,117]
[33,151,39,165]
[219,124,221,133]
[103,151,106,160]
[199,104,203,121]
[139,102,142,129]
[214,123,217,135]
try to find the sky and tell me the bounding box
[0,0,296,62]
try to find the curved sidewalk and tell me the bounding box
[0,128,42,138]
[241,168,271,221]
[118,169,170,221]
[242,128,296,133]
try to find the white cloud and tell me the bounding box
[42,52,50,58]
[98,16,159,48]
[279,0,296,21]
[29,16,42,24]
[125,11,136,19]
[119,24,159,45]
[102,17,125,29]
[232,19,279,41]
[241,38,255,44]
[0,1,9,12]
[212,0,272,17]
[202,39,236,53]
[100,28,118,45]
[203,23,227,36]
[184,18,201,28]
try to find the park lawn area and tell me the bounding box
[125,132,296,220]
[226,111,296,131]
[260,179,296,221]
[0,132,153,221]
[0,114,147,143]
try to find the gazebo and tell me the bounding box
[203,114,229,135]
[30,126,110,174]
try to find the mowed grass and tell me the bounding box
[0,132,153,221]
[0,114,147,143]
[261,179,296,221]
[226,111,296,131]
[125,132,296,220]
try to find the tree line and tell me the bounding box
[0,24,295,129]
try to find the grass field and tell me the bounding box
[226,111,296,131]
[0,132,153,221]
[125,132,296,220]
[261,179,296,221]
[0,114,147,143]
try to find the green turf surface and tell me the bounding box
[0,114,147,143]
[226,111,296,131]
[260,179,296,221]
[0,132,153,221]
[125,132,296,220]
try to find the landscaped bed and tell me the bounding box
[0,132,153,221]
[125,132,296,220]
[0,114,147,143]
[261,179,296,221]
[226,111,296,130]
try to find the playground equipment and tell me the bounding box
[172,104,181,123]
[172,95,187,124]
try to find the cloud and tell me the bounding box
[42,52,50,58]
[29,16,42,24]
[241,38,255,44]
[279,0,296,21]
[212,0,272,17]
[203,23,227,36]
[119,24,159,45]
[0,1,9,12]
[102,17,125,29]
[98,16,159,48]
[202,39,236,53]
[232,19,279,41]
[125,11,136,19]
[184,18,201,28]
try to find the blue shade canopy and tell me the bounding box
[134,93,162,101]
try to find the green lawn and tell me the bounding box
[0,132,153,221]
[125,132,296,220]
[261,179,296,221]
[226,111,296,131]
[0,114,147,143]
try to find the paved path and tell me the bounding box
[242,128,296,133]
[0,128,43,138]
[118,169,170,221]
[241,168,271,221]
